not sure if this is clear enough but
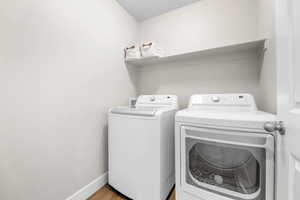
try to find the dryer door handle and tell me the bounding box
[182,126,274,150]
[264,121,286,135]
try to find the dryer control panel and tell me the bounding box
[189,94,257,110]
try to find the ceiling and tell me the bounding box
[117,0,200,21]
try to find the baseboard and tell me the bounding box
[66,172,108,200]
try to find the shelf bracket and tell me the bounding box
[258,39,269,58]
[263,39,269,52]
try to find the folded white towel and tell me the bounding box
[140,42,164,58]
[124,45,141,61]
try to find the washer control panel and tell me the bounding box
[136,95,178,108]
[189,94,257,110]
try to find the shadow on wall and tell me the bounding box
[101,123,109,171]
[132,49,262,109]
[126,62,139,94]
[258,41,277,114]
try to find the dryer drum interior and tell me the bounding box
[186,138,266,197]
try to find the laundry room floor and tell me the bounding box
[88,185,176,200]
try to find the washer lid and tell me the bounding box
[110,107,157,116]
[176,109,276,130]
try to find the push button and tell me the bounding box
[150,96,156,102]
[212,96,220,103]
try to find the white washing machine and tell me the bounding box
[109,95,178,200]
[175,94,276,200]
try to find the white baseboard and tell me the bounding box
[66,172,108,200]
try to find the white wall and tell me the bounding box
[135,50,262,108]
[139,0,258,56]
[136,0,265,108]
[0,0,137,199]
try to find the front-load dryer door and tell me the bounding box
[180,126,274,200]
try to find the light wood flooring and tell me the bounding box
[88,185,175,200]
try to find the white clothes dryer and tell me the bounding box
[175,94,276,200]
[109,95,178,200]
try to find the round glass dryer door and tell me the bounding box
[186,138,266,199]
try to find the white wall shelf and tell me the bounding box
[126,39,268,67]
